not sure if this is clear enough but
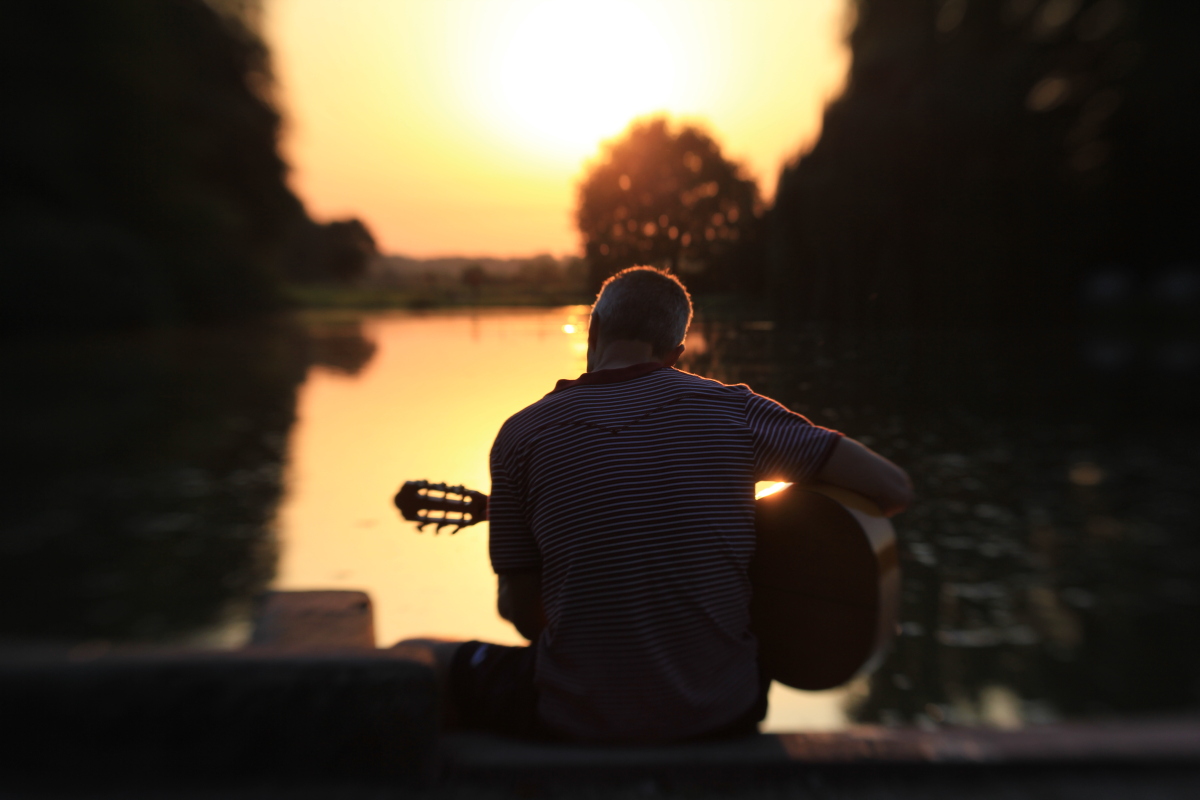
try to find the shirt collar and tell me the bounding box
[548,362,671,395]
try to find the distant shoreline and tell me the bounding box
[285,284,593,311]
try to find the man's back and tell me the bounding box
[489,364,840,742]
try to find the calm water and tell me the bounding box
[276,307,592,649]
[680,308,1200,729]
[2,305,1196,732]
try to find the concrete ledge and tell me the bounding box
[442,731,790,773]
[0,649,437,787]
[774,720,1200,763]
[250,590,376,650]
[442,719,1200,780]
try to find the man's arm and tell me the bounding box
[497,571,546,642]
[489,438,546,641]
[815,437,913,517]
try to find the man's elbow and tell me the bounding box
[816,437,913,517]
[878,467,914,517]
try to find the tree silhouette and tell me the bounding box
[577,117,760,292]
[767,0,1200,335]
[284,217,379,283]
[0,0,306,332]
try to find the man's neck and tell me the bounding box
[588,340,658,372]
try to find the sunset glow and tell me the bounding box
[265,0,851,257]
[494,0,677,152]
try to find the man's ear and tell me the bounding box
[661,343,685,367]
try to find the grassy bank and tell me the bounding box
[285,284,592,310]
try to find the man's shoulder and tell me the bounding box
[497,369,750,438]
[534,368,749,408]
[666,368,752,392]
[657,368,759,403]
[491,389,572,452]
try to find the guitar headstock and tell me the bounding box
[393,480,489,534]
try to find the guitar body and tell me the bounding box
[395,479,900,691]
[750,483,900,691]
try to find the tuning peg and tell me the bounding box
[395,478,489,532]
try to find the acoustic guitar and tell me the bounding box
[393,479,899,691]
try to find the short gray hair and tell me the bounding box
[591,267,693,356]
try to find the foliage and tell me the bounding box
[284,217,379,284]
[515,254,565,285]
[0,0,305,333]
[767,0,1200,334]
[286,284,590,311]
[577,117,761,293]
[461,263,486,291]
[297,253,590,309]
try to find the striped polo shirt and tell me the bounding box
[488,363,842,742]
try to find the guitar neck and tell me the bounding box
[393,480,488,533]
[394,479,887,533]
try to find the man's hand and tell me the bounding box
[497,571,546,641]
[815,437,913,517]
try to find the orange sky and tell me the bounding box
[264,0,851,258]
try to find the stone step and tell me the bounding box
[249,589,375,650]
[441,719,1200,781]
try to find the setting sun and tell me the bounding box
[493,0,678,152]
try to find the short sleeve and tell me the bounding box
[745,391,843,482]
[488,440,541,574]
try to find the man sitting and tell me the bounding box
[409,266,911,743]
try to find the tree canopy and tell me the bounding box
[0,0,305,332]
[284,217,379,284]
[767,0,1200,333]
[577,117,760,291]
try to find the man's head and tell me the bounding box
[588,267,693,371]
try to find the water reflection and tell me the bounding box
[0,319,325,644]
[274,308,590,648]
[305,314,379,376]
[679,315,1200,727]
